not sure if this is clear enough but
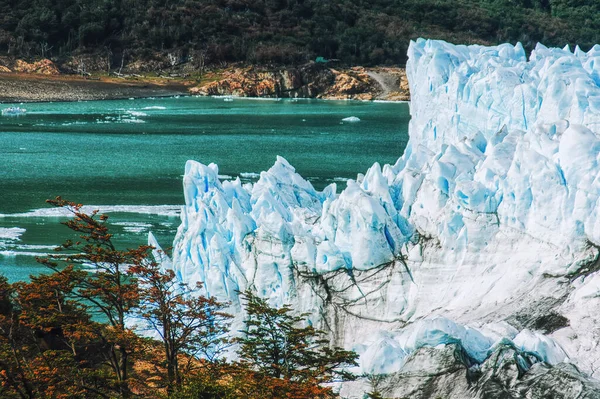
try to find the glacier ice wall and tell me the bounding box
[169,39,600,376]
[405,39,600,256]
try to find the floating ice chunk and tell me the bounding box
[332,177,350,182]
[342,116,361,122]
[14,244,56,251]
[0,227,26,241]
[0,251,50,257]
[111,221,153,233]
[239,172,260,179]
[126,110,148,117]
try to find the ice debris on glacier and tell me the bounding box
[355,317,567,375]
[167,38,600,375]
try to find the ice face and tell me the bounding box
[405,39,600,255]
[171,156,407,304]
[166,39,600,377]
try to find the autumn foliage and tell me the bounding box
[0,197,358,399]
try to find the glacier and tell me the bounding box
[164,38,600,393]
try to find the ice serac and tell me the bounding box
[169,39,600,392]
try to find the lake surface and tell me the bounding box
[0,96,410,281]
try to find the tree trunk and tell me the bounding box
[119,347,130,398]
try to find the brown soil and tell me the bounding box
[0,73,190,103]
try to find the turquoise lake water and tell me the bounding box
[0,96,410,281]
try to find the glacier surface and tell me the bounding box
[165,39,600,380]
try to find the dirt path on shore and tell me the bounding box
[0,73,189,103]
[367,71,394,98]
[367,69,410,101]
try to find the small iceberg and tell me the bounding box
[126,110,148,117]
[342,116,360,122]
[0,227,26,241]
[2,107,27,116]
[240,172,261,179]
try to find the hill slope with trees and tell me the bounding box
[0,0,599,68]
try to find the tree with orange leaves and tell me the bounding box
[37,197,233,397]
[37,196,147,397]
[14,268,107,397]
[0,199,359,399]
[131,258,232,393]
[0,270,113,398]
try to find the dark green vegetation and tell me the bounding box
[237,291,358,383]
[0,198,357,398]
[0,0,598,67]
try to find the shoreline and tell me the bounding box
[0,65,410,103]
[191,65,409,102]
[0,91,411,105]
[1,92,410,105]
[205,94,409,103]
[0,73,190,103]
[2,93,189,105]
[1,93,189,105]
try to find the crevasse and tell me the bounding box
[162,39,600,376]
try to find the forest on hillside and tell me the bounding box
[0,0,599,68]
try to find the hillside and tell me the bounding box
[1,0,599,70]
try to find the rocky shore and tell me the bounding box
[0,57,409,102]
[0,73,188,103]
[191,64,409,101]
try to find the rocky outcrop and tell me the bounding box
[12,59,59,75]
[343,344,600,399]
[0,57,60,74]
[0,53,410,101]
[322,67,374,100]
[190,63,409,101]
[191,63,333,98]
[0,73,188,102]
